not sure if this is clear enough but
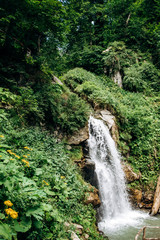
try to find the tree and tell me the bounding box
[0,0,64,87]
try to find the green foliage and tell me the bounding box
[67,45,104,75]
[0,87,42,125]
[0,80,89,134]
[63,67,97,89]
[123,62,160,93]
[0,126,105,240]
[103,41,138,73]
[34,82,90,134]
[63,68,160,185]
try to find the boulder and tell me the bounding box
[70,231,81,240]
[143,192,154,203]
[139,202,153,209]
[67,124,89,145]
[122,163,141,183]
[129,188,142,205]
[85,188,101,207]
[65,222,83,234]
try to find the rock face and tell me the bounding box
[150,175,160,216]
[67,124,89,145]
[82,140,99,188]
[122,163,141,183]
[99,110,115,129]
[52,75,63,85]
[128,189,142,206]
[85,188,101,207]
[83,158,95,183]
[94,109,119,144]
[112,70,122,88]
[68,110,119,145]
[128,188,155,209]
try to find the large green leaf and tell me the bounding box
[0,223,12,240]
[14,217,32,233]
[26,207,44,220]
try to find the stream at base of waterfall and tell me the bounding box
[88,116,160,240]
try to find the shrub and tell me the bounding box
[123,62,160,93]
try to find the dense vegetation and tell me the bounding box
[63,68,160,186]
[0,0,159,239]
[0,117,105,239]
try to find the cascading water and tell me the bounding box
[88,116,149,238]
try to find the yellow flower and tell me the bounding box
[61,176,65,179]
[4,200,13,207]
[43,180,49,186]
[0,155,2,158]
[22,159,30,167]
[5,208,18,219]
[10,211,18,219]
[24,146,30,150]
[5,208,13,215]
[10,158,14,161]
[0,135,4,138]
[7,150,15,155]
[23,155,27,158]
[15,155,20,159]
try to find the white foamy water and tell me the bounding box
[88,116,148,236]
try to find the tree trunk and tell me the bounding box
[150,175,160,216]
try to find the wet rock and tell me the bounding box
[110,121,119,145]
[139,202,152,209]
[94,109,119,144]
[83,159,95,181]
[67,124,89,145]
[143,192,154,203]
[85,188,101,207]
[122,163,141,183]
[100,110,115,130]
[129,188,142,205]
[82,157,98,188]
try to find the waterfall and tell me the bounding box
[88,116,147,234]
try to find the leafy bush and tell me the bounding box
[63,67,97,89]
[102,41,139,76]
[67,45,104,75]
[123,62,160,93]
[0,126,105,240]
[34,82,90,134]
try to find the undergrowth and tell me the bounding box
[0,117,105,240]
